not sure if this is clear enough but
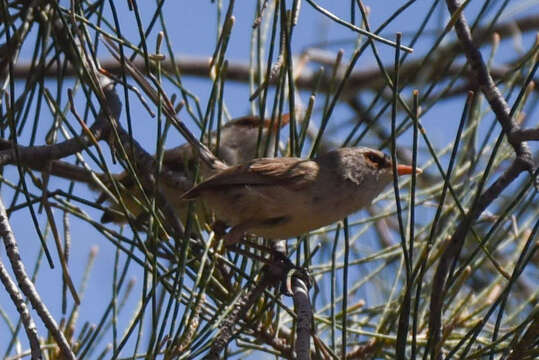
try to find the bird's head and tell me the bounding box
[336,147,422,198]
[217,114,290,164]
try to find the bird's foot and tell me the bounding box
[220,221,258,247]
[211,220,228,238]
[264,251,312,297]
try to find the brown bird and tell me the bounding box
[99,114,290,224]
[181,147,422,244]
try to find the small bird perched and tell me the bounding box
[99,114,290,224]
[159,113,290,179]
[181,147,422,244]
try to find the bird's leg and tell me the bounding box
[222,220,260,246]
[267,240,312,296]
[225,237,313,296]
[211,220,228,238]
[262,251,312,297]
[204,220,235,288]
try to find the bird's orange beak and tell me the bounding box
[396,164,423,176]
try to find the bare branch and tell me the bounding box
[444,1,533,162]
[511,127,539,142]
[0,256,42,359]
[428,157,531,358]
[426,2,538,356]
[292,276,312,360]
[8,15,538,102]
[0,197,75,360]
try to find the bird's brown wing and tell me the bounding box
[181,157,319,199]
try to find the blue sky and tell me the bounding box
[1,1,537,358]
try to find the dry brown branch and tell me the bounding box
[8,15,538,102]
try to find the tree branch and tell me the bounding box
[428,158,531,358]
[427,3,538,357]
[0,254,42,359]
[444,1,533,162]
[8,15,538,99]
[511,127,539,142]
[292,276,312,360]
[0,196,74,360]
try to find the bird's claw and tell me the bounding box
[268,252,312,296]
[281,266,313,296]
[211,220,228,238]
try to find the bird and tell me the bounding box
[98,113,290,224]
[181,147,422,245]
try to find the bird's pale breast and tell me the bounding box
[199,173,375,239]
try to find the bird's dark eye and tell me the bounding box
[365,152,386,167]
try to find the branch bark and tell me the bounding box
[292,276,312,360]
[7,15,538,99]
[511,127,539,142]
[427,1,538,357]
[0,254,42,359]
[0,196,74,360]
